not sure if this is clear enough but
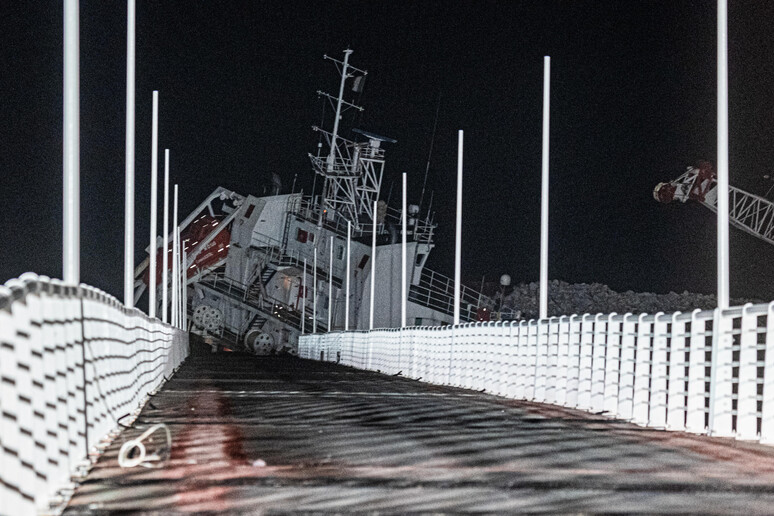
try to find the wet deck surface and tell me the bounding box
[66,346,774,514]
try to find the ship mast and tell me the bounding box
[311,49,391,229]
[326,49,352,177]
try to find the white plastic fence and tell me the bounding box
[300,302,774,444]
[0,273,188,515]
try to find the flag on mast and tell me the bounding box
[352,75,365,93]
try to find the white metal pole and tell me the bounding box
[402,172,408,328]
[313,250,317,333]
[454,132,463,325]
[370,199,377,329]
[162,149,169,323]
[539,56,551,320]
[63,0,80,285]
[148,91,159,317]
[175,228,180,327]
[171,185,179,326]
[124,0,135,305]
[171,231,177,326]
[302,258,307,335]
[182,244,187,329]
[328,236,334,331]
[717,0,730,310]
[173,234,178,325]
[345,221,351,330]
[178,228,183,328]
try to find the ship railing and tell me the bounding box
[251,232,286,253]
[350,140,386,160]
[250,231,345,285]
[408,284,478,323]
[291,197,352,239]
[199,271,283,310]
[406,267,491,323]
[241,232,484,324]
[309,154,357,178]
[294,196,376,241]
[309,128,370,174]
[412,220,435,244]
[0,273,188,514]
[489,308,522,321]
[382,204,436,244]
[292,196,435,244]
[310,127,387,168]
[198,272,326,333]
[300,301,774,446]
[185,257,227,285]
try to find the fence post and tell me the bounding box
[415,326,424,381]
[1,282,28,513]
[50,281,73,497]
[736,304,758,440]
[463,323,473,389]
[515,321,525,397]
[565,315,581,408]
[36,279,65,502]
[544,317,559,404]
[577,314,594,410]
[534,319,550,402]
[603,313,621,415]
[590,313,608,412]
[478,322,488,392]
[491,321,502,393]
[502,321,517,397]
[761,302,774,444]
[367,328,374,370]
[685,309,707,433]
[631,313,651,425]
[20,278,51,509]
[667,312,687,431]
[709,307,734,437]
[553,316,569,406]
[650,312,669,428]
[447,324,455,386]
[527,320,539,400]
[429,326,439,383]
[617,313,636,420]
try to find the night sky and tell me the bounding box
[2,1,774,303]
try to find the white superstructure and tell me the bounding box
[136,50,491,353]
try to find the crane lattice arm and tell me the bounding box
[654,161,774,246]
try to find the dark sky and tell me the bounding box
[2,1,774,302]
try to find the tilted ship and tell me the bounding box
[136,50,491,354]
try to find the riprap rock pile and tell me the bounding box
[501,279,758,319]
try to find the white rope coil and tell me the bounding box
[118,424,172,468]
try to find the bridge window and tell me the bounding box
[297,228,308,243]
[244,204,255,219]
[336,245,344,260]
[415,253,426,267]
[357,254,369,269]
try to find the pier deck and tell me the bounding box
[66,344,774,514]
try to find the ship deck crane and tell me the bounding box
[654,161,774,247]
